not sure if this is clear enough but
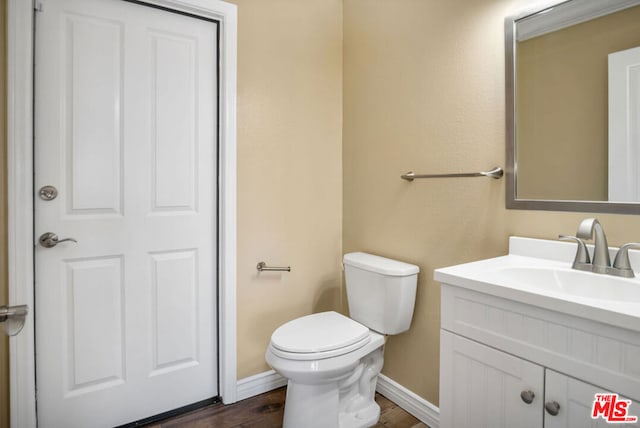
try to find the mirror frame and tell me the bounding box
[505,0,640,215]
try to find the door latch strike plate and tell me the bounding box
[34,0,44,12]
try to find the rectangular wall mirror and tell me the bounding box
[505,0,640,214]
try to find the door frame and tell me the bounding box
[6,0,238,426]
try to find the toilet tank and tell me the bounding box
[343,252,419,335]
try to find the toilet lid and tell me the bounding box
[270,311,370,354]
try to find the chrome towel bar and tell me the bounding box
[257,261,291,272]
[401,166,503,181]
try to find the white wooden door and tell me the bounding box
[34,0,218,426]
[608,46,640,201]
[439,331,544,428]
[545,370,640,428]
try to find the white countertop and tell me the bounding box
[434,237,640,333]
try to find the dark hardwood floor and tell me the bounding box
[145,388,429,427]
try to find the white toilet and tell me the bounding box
[265,252,419,428]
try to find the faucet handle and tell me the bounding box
[610,243,640,278]
[559,235,591,271]
[576,218,597,240]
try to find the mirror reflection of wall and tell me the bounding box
[515,5,640,201]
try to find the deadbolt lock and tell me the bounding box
[39,185,58,201]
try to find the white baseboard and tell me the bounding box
[376,374,440,428]
[235,370,440,428]
[236,370,287,402]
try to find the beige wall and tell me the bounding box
[517,6,640,201]
[227,0,344,378]
[343,0,518,405]
[343,0,640,406]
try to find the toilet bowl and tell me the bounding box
[266,311,385,427]
[265,253,419,428]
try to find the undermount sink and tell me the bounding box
[493,266,640,303]
[434,236,640,333]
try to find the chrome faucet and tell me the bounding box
[562,218,640,278]
[576,218,610,274]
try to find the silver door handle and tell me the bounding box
[0,305,29,336]
[39,232,77,248]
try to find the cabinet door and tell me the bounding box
[545,370,640,428]
[440,331,544,428]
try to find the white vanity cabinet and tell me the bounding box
[438,283,640,428]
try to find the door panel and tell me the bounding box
[34,0,218,426]
[66,13,124,214]
[150,30,198,211]
[440,331,544,428]
[65,256,125,394]
[150,249,199,373]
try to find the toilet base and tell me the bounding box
[283,382,339,427]
[281,380,381,428]
[280,346,384,428]
[338,401,380,428]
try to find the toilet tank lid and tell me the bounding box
[343,252,419,276]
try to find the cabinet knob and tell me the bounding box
[545,401,560,416]
[520,390,535,404]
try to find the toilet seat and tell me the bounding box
[269,311,371,361]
